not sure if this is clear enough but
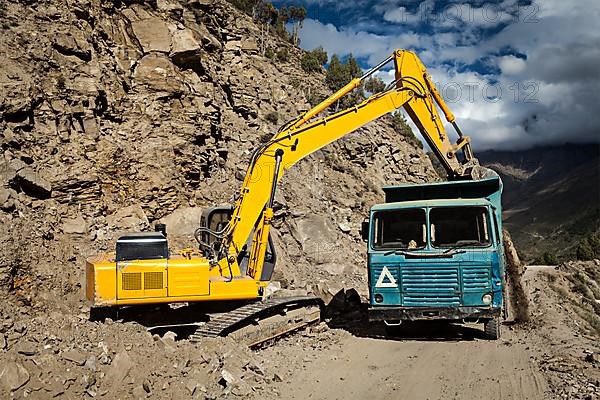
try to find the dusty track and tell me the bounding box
[260,323,547,400]
[252,267,567,400]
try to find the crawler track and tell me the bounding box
[189,296,323,347]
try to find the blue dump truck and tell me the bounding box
[363,176,505,339]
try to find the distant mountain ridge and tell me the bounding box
[478,143,600,261]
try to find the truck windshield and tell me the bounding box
[373,209,426,249]
[430,206,490,248]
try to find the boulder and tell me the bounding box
[130,17,171,53]
[62,350,88,366]
[311,281,345,304]
[157,207,204,236]
[62,216,87,235]
[169,29,202,70]
[14,167,52,199]
[106,205,149,232]
[291,214,337,264]
[0,188,10,206]
[322,263,345,276]
[103,351,133,391]
[133,54,184,94]
[0,161,17,185]
[157,0,183,16]
[53,31,92,61]
[15,341,37,356]
[0,362,30,392]
[338,222,351,234]
[241,38,259,53]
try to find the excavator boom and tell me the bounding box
[217,50,479,280]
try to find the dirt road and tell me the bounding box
[255,267,559,400]
[261,322,547,400]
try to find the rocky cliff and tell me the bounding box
[0,1,438,396]
[0,0,438,299]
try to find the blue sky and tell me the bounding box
[273,0,600,150]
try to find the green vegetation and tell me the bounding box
[325,54,363,107]
[287,6,307,45]
[276,47,289,62]
[265,47,275,60]
[325,54,361,92]
[306,91,327,107]
[390,112,423,149]
[228,1,306,45]
[301,47,328,73]
[364,76,386,94]
[534,251,560,265]
[576,231,600,261]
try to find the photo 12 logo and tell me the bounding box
[394,3,539,25]
[433,81,539,104]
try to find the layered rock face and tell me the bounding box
[0,0,437,297]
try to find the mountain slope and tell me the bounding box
[478,144,600,260]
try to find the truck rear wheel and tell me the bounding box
[484,317,500,340]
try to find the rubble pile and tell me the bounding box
[0,296,348,398]
[0,0,438,397]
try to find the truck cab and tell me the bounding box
[365,176,505,339]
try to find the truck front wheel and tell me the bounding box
[484,317,500,340]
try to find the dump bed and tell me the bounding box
[383,176,502,205]
[382,176,502,225]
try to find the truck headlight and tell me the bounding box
[374,294,384,303]
[482,293,492,304]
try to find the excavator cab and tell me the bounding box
[199,206,277,280]
[199,206,234,253]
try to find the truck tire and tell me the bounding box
[484,317,500,340]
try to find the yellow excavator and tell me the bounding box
[86,50,483,344]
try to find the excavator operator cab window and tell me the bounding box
[200,206,234,247]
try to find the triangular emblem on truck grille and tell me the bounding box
[376,266,398,288]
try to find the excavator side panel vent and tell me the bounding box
[122,273,142,291]
[144,272,163,290]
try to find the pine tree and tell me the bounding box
[289,6,307,45]
[301,47,328,73]
[364,76,386,94]
[325,54,345,92]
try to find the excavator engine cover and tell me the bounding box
[116,232,168,262]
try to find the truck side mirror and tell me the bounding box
[361,220,369,242]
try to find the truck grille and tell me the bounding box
[461,265,491,290]
[401,266,460,306]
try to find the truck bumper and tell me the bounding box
[368,306,501,322]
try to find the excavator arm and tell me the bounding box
[203,49,480,282]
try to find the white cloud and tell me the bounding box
[383,5,422,25]
[299,18,421,66]
[383,1,514,29]
[297,0,600,150]
[497,55,526,75]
